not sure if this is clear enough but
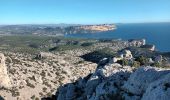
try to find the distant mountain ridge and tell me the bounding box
[0,24,116,35]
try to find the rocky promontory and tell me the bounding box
[56,51,170,100]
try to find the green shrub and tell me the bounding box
[117,59,129,66]
[122,59,129,66]
[132,61,141,68]
[81,42,93,47]
[153,62,161,67]
[136,56,149,66]
[31,95,35,99]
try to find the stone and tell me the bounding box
[56,63,133,100]
[142,73,170,100]
[155,55,163,63]
[128,39,146,47]
[122,67,170,95]
[119,50,133,59]
[148,58,154,64]
[6,56,12,63]
[98,58,109,65]
[113,57,118,63]
[36,52,54,59]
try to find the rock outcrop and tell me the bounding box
[119,50,133,60]
[56,63,133,100]
[141,44,156,51]
[0,53,11,88]
[56,61,170,100]
[128,39,146,47]
[123,67,170,96]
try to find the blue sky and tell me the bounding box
[0,0,170,24]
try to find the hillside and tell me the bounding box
[0,24,116,35]
[0,35,170,100]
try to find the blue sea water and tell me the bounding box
[65,23,170,52]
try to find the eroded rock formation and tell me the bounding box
[56,62,170,100]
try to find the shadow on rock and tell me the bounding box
[53,63,132,100]
[0,96,4,100]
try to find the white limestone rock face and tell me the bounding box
[57,63,133,100]
[155,55,163,63]
[142,73,170,100]
[56,61,170,100]
[128,39,146,47]
[119,50,133,59]
[0,53,11,88]
[122,67,170,95]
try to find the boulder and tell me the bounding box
[35,52,54,59]
[122,67,170,95]
[119,50,133,59]
[155,55,163,63]
[142,73,170,100]
[98,58,109,65]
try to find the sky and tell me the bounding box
[0,0,170,24]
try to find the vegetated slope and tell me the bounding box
[0,24,116,35]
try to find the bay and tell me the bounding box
[65,23,170,52]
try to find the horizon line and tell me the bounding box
[0,21,170,26]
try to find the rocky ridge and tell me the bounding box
[56,56,170,100]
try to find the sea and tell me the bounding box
[65,23,170,52]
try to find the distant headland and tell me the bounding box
[0,24,116,35]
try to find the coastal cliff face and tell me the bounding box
[63,24,116,34]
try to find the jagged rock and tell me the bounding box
[56,63,170,100]
[155,55,163,63]
[112,49,133,63]
[87,64,132,100]
[57,63,133,100]
[128,39,146,47]
[0,53,11,88]
[142,73,170,100]
[112,57,123,63]
[119,50,133,59]
[148,58,154,64]
[122,67,170,95]
[35,52,54,59]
